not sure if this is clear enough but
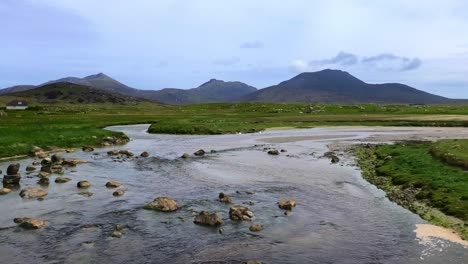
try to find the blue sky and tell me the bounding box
[1,0,468,98]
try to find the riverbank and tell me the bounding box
[354,142,468,240]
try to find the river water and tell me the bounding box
[0,125,466,264]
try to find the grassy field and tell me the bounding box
[2,101,468,158]
[355,141,468,239]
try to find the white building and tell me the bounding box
[6,100,28,110]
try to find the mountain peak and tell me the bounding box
[84,72,111,80]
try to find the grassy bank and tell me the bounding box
[2,101,468,158]
[354,141,468,239]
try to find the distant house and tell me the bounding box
[6,100,28,110]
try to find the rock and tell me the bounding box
[65,149,75,153]
[6,163,20,175]
[51,154,63,164]
[267,150,279,155]
[118,150,134,157]
[323,151,340,163]
[115,224,125,231]
[218,192,232,203]
[77,181,91,188]
[280,149,287,153]
[14,218,45,229]
[63,158,87,167]
[278,199,296,211]
[78,191,93,197]
[193,211,224,226]
[140,151,149,157]
[181,153,191,159]
[107,150,119,156]
[55,177,71,183]
[37,177,49,186]
[243,201,255,206]
[41,158,53,166]
[40,165,51,173]
[50,165,64,174]
[32,161,40,166]
[38,171,50,178]
[194,149,206,156]
[25,165,36,172]
[229,205,254,221]
[29,146,45,157]
[143,197,179,212]
[246,191,255,195]
[0,188,11,195]
[2,175,21,185]
[19,187,48,199]
[249,223,263,232]
[82,146,94,152]
[105,181,122,188]
[113,189,125,197]
[111,231,123,238]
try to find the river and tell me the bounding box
[0,125,467,263]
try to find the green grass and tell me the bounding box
[430,139,468,169]
[2,101,468,158]
[355,142,468,239]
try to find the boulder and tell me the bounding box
[14,218,45,229]
[249,223,263,232]
[140,151,149,157]
[82,146,94,152]
[181,153,191,159]
[6,163,20,176]
[105,181,122,188]
[229,205,254,221]
[194,149,206,156]
[107,150,119,156]
[0,188,11,195]
[143,197,179,212]
[278,199,296,211]
[19,187,48,199]
[77,181,91,188]
[38,177,49,186]
[51,154,63,164]
[218,192,232,203]
[118,150,134,157]
[25,165,36,172]
[55,177,71,183]
[267,150,279,155]
[193,211,224,226]
[41,158,53,166]
[113,189,125,197]
[2,175,21,185]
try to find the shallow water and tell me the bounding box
[0,125,467,264]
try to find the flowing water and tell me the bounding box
[0,125,467,264]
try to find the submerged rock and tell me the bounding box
[2,175,21,185]
[181,153,191,159]
[50,165,64,174]
[194,149,206,156]
[37,177,49,186]
[25,165,36,172]
[77,181,91,188]
[249,223,263,232]
[111,231,123,238]
[0,188,11,195]
[144,197,179,212]
[323,151,340,163]
[51,154,63,164]
[78,191,93,197]
[119,150,134,157]
[267,150,279,155]
[193,211,224,226]
[113,189,125,197]
[63,158,87,167]
[19,187,48,199]
[107,150,119,156]
[41,158,52,167]
[140,151,149,157]
[218,192,233,203]
[55,177,71,183]
[14,218,45,229]
[105,181,122,188]
[278,199,297,211]
[229,205,254,221]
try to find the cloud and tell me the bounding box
[289,59,309,73]
[240,41,264,49]
[362,54,422,71]
[213,57,240,66]
[313,51,358,66]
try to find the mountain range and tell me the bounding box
[0,69,454,104]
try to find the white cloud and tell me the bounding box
[289,59,309,73]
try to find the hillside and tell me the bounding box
[7,82,144,104]
[244,69,450,104]
[0,85,36,95]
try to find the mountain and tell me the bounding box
[244,69,450,104]
[9,82,144,104]
[0,85,36,95]
[146,79,257,104]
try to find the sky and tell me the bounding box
[1,0,468,98]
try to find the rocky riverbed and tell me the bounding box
[0,125,467,263]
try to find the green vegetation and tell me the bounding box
[430,139,468,169]
[355,141,468,239]
[1,101,468,158]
